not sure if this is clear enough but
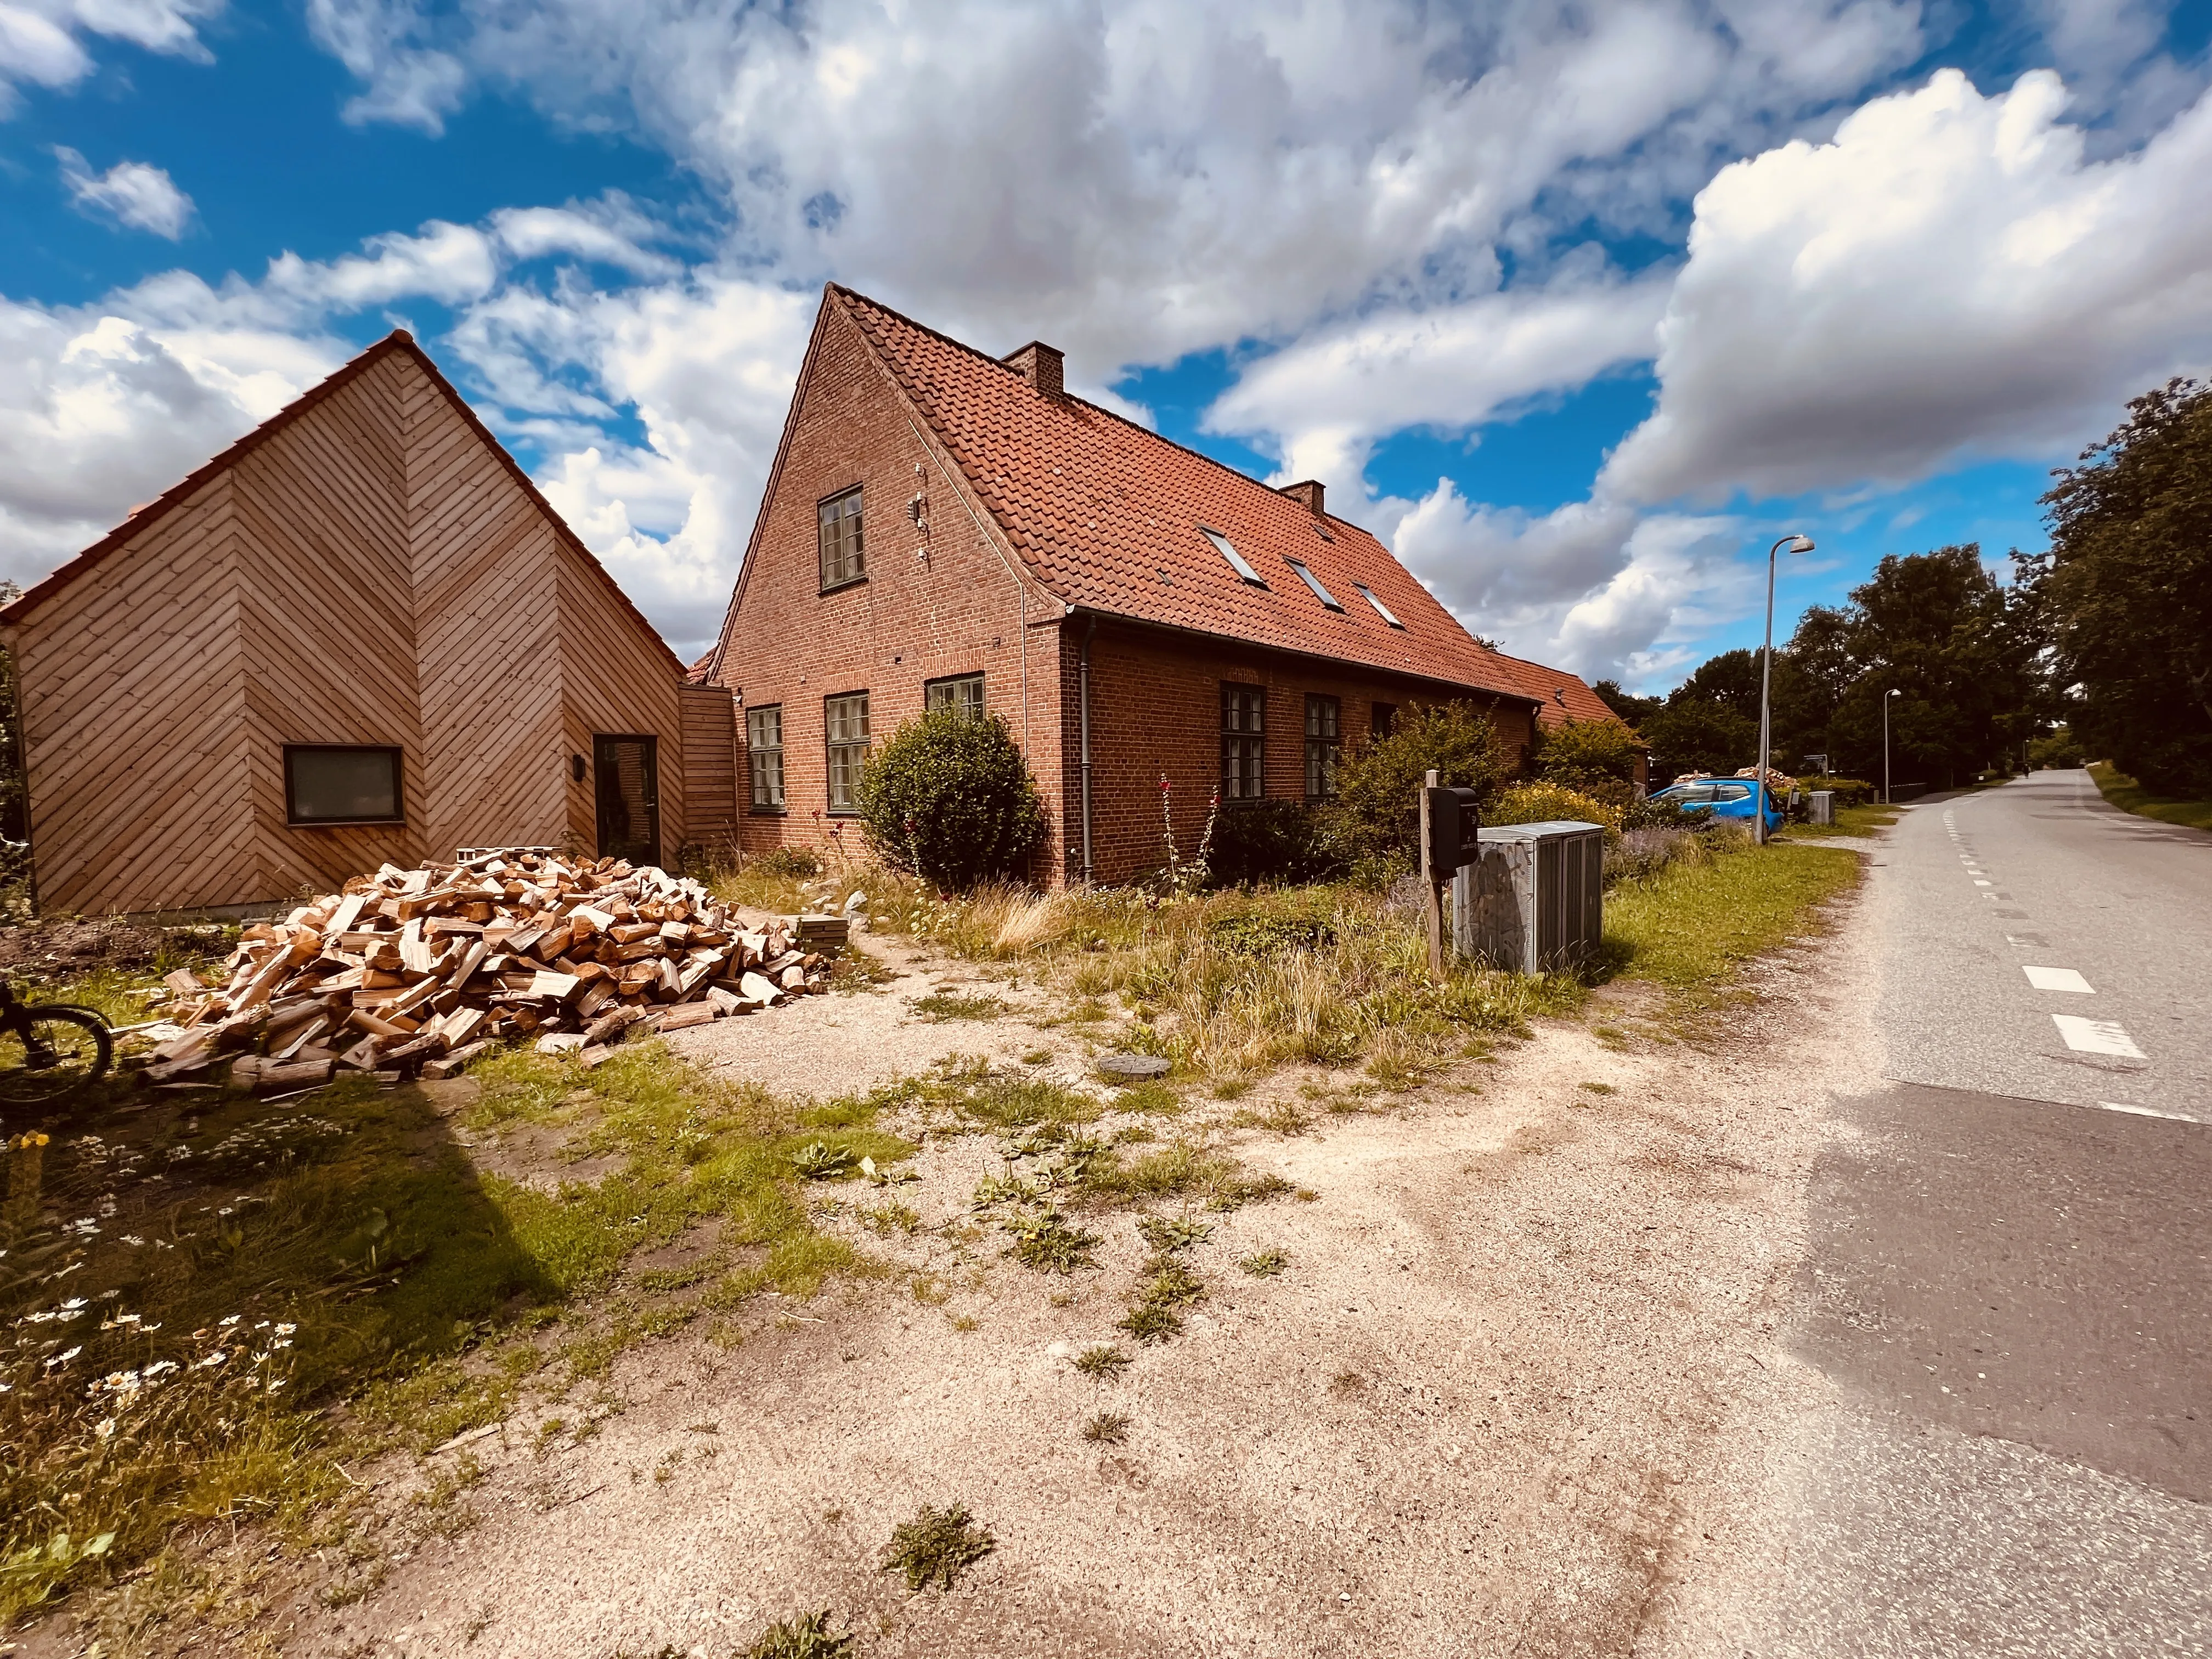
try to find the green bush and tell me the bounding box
[1331,702,1512,862]
[1206,800,1343,888]
[1487,782,1623,841]
[856,709,1046,891]
[1530,718,1643,803]
[1798,776,1876,808]
[2027,728,2085,770]
[748,846,822,879]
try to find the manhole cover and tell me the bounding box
[1097,1052,1170,1079]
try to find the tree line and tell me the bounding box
[1593,376,2212,800]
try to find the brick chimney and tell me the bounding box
[1002,341,1064,400]
[1278,479,1325,517]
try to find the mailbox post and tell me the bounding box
[1418,769,1482,978]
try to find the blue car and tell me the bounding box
[1649,777,1785,834]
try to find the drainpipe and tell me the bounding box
[1079,616,1096,886]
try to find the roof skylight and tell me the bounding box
[1354,582,1404,629]
[1201,528,1266,586]
[1285,559,1344,611]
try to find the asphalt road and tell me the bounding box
[1736,772,2212,1654]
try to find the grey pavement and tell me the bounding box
[1697,772,2212,1655]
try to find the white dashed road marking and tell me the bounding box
[2053,1015,2145,1059]
[2095,1101,2204,1126]
[2023,966,2095,994]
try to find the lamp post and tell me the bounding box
[1755,533,1816,845]
[1883,688,1901,804]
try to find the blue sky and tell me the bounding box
[3,0,2209,685]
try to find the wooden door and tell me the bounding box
[593,735,661,866]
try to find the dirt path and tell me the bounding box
[257,892,1868,1658]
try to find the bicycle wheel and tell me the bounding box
[0,1006,113,1108]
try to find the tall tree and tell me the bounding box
[2040,377,2212,795]
[1590,680,1663,729]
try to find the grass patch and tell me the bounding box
[865,879,1577,1086]
[0,1039,910,1628]
[2087,761,2212,833]
[1001,1210,1101,1274]
[911,992,1007,1022]
[1601,840,1860,1010]
[743,1608,854,1658]
[1081,1411,1132,1444]
[881,1502,995,1592]
[1073,1344,1130,1379]
[1239,1248,1288,1277]
[1786,801,1902,838]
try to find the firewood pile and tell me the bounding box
[139,850,847,1094]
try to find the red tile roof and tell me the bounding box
[832,286,1593,710]
[1485,649,1626,730]
[0,332,685,677]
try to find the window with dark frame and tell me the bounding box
[747,704,785,812]
[284,744,403,826]
[818,486,865,590]
[1304,694,1341,799]
[824,690,870,813]
[924,673,985,720]
[1371,702,1397,741]
[1221,684,1266,801]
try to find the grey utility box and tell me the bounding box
[1452,820,1606,975]
[1807,790,1835,826]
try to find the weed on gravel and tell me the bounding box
[1082,1411,1132,1444]
[881,1502,996,1592]
[743,1608,854,1658]
[1073,1344,1131,1379]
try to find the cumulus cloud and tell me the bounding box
[55,148,195,237]
[1206,262,1671,503]
[0,0,221,114]
[1391,483,1745,682]
[1604,67,2212,505]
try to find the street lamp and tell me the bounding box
[1755,533,1816,845]
[1883,688,1901,804]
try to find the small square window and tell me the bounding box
[819,486,865,590]
[825,691,870,814]
[924,673,985,720]
[1305,695,1341,799]
[1221,684,1266,800]
[285,745,403,825]
[747,704,785,812]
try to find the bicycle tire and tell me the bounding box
[0,1005,114,1108]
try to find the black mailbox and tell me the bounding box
[1421,786,1482,877]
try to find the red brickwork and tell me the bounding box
[709,301,1070,875]
[1067,618,1534,885]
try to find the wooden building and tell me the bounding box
[0,331,737,918]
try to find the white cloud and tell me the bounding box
[55,147,195,238]
[0,0,221,114]
[1391,483,1745,684]
[1604,67,2212,505]
[1205,262,1670,503]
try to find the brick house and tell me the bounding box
[706,285,1626,886]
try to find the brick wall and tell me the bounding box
[1065,617,1537,886]
[711,303,1069,874]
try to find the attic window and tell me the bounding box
[1201,528,1266,586]
[1354,582,1404,629]
[1285,559,1343,612]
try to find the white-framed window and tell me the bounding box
[925,673,985,720]
[747,704,785,812]
[819,486,865,590]
[1221,684,1265,800]
[825,691,870,813]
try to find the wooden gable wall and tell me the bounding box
[8,340,712,917]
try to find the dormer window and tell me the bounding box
[1201,528,1266,586]
[1285,559,1343,612]
[1354,582,1404,629]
